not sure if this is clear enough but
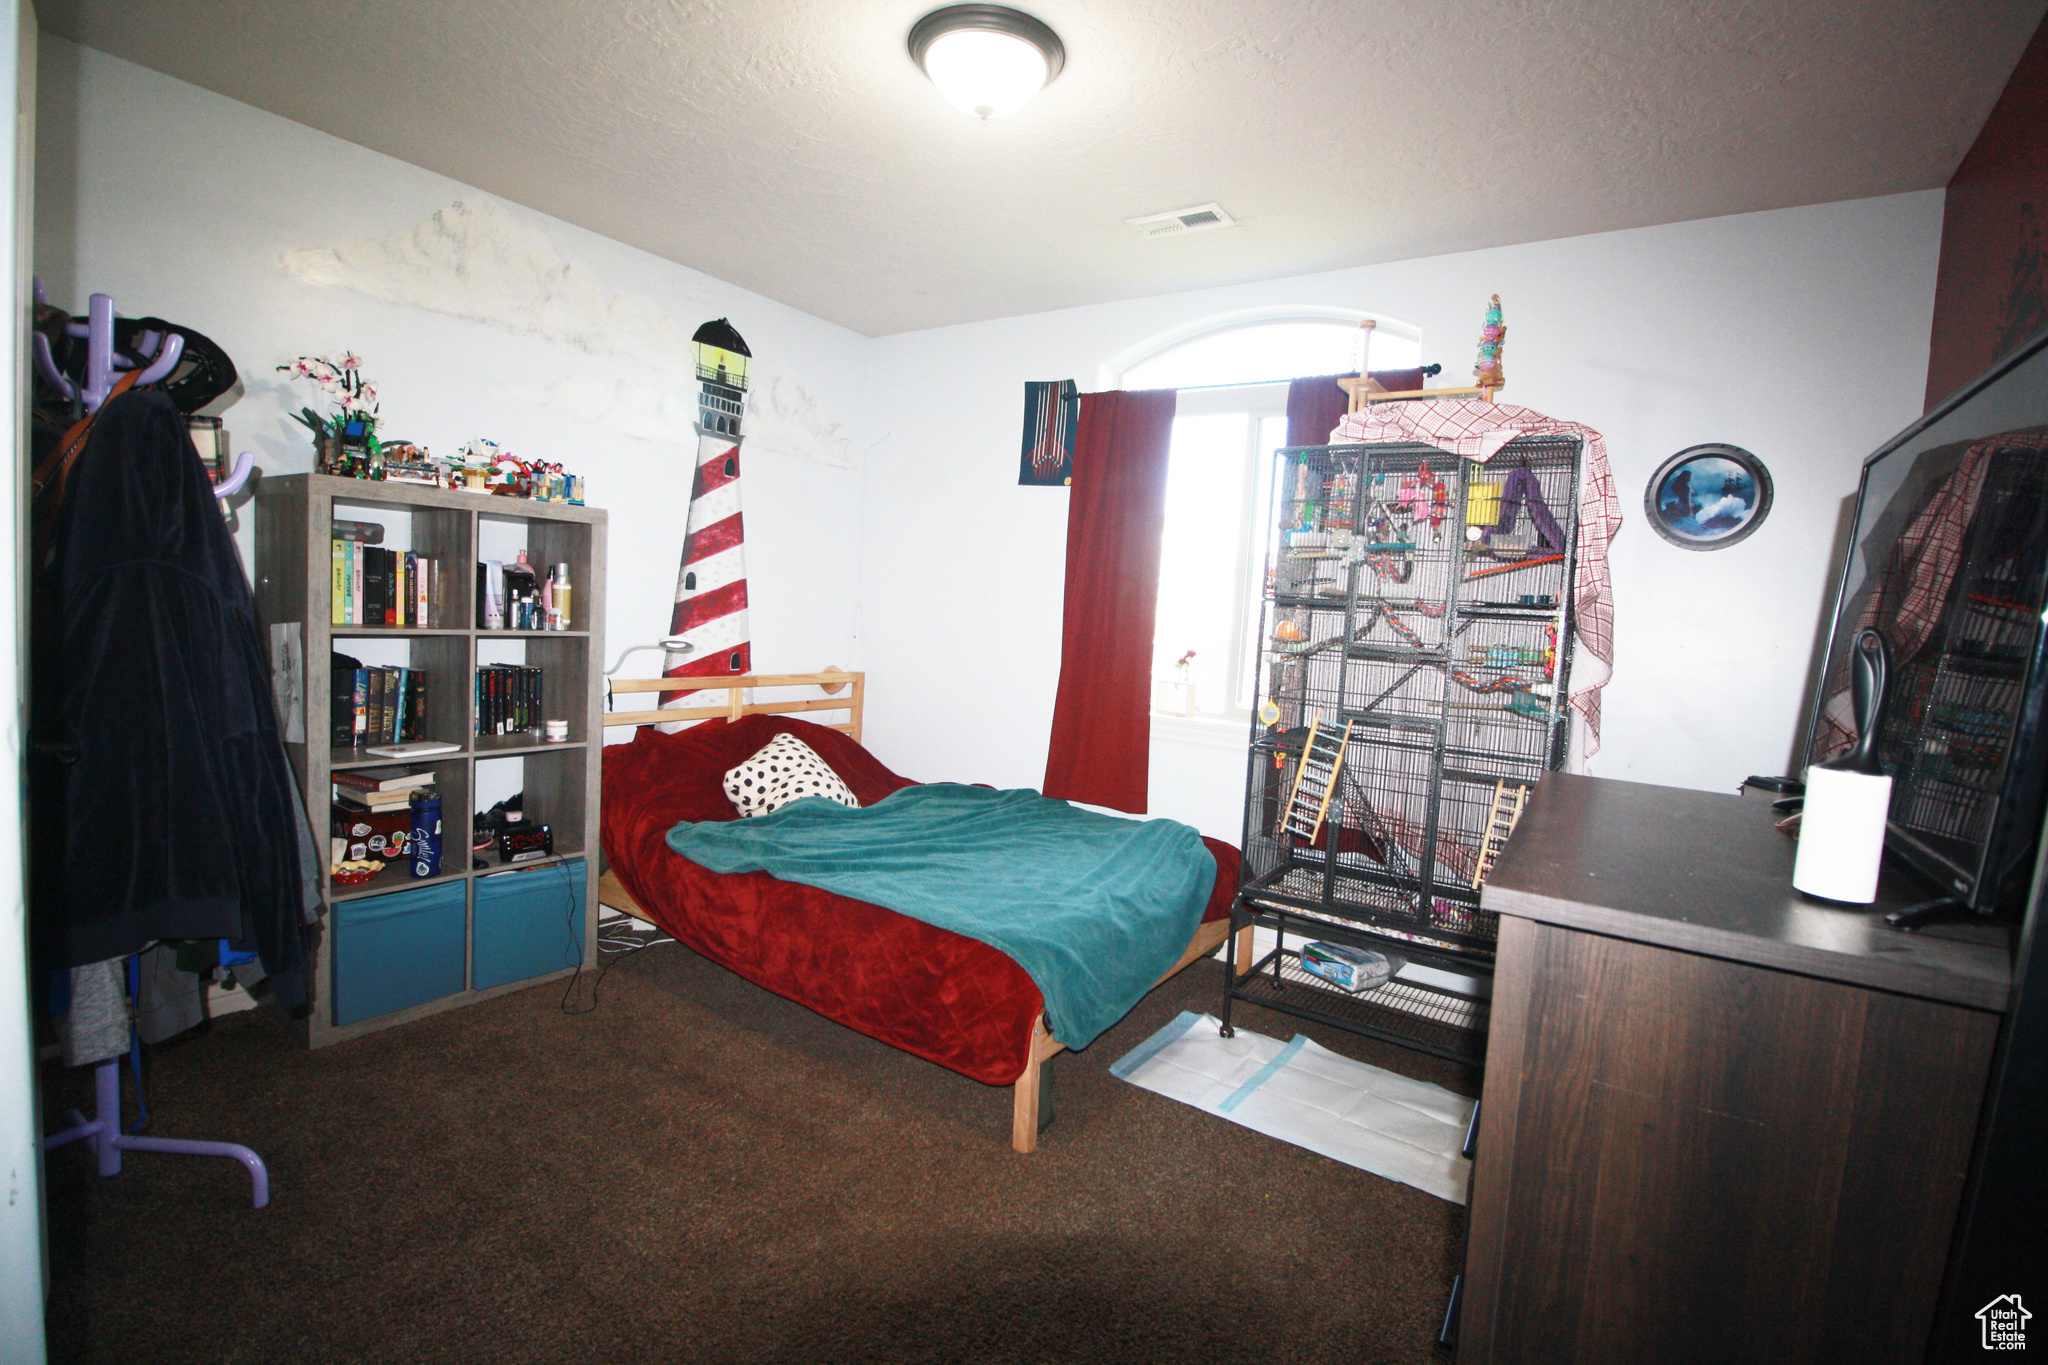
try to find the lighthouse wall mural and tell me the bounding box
[665,318,754,685]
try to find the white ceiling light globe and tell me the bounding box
[909,7,1065,121]
[922,28,1048,119]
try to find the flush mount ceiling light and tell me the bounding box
[909,5,1065,120]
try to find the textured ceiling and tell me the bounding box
[38,0,2047,336]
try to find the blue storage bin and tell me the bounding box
[331,880,467,1026]
[473,858,586,991]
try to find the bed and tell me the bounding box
[598,671,1245,1152]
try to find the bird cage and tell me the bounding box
[1225,435,1582,1063]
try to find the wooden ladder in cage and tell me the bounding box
[1279,718,1354,844]
[1471,780,1531,888]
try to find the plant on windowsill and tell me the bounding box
[1154,649,1199,717]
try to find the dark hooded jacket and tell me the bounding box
[32,389,309,1011]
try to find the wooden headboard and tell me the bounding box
[602,669,865,743]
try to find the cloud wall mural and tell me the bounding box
[282,198,860,467]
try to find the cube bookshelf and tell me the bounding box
[255,473,607,1047]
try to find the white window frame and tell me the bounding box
[1100,305,1423,392]
[1116,309,1423,749]
[1148,383,1289,747]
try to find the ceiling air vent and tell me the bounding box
[1127,203,1236,238]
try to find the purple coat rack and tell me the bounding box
[31,281,254,499]
[42,1050,270,1209]
[35,285,271,1205]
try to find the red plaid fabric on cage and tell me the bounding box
[1331,399,1623,752]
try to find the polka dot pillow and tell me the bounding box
[723,733,861,818]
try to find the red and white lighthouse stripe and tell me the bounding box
[665,429,751,680]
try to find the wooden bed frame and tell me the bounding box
[597,669,1252,1153]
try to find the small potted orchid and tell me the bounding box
[1154,649,1199,716]
[278,353,380,477]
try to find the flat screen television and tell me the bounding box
[1800,327,2048,919]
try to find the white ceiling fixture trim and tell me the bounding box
[908,4,1065,120]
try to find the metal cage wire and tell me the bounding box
[1226,434,1585,1061]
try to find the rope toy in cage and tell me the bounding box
[1450,669,1535,694]
[1353,604,1432,650]
[1465,464,1567,580]
[1450,665,1559,720]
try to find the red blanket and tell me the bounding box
[600,716,1239,1085]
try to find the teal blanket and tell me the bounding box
[666,785,1216,1051]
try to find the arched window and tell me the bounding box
[1121,312,1425,730]
[1116,314,1420,391]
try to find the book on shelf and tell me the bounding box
[333,765,436,793]
[363,548,388,628]
[363,739,459,759]
[331,541,346,626]
[474,664,544,736]
[331,538,444,628]
[331,663,429,749]
[331,652,357,747]
[333,785,414,812]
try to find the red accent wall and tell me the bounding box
[1926,15,2048,409]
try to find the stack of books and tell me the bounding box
[476,664,544,736]
[332,664,431,748]
[333,766,434,813]
[333,536,443,628]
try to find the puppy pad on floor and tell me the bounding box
[1111,1011,1475,1204]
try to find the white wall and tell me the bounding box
[860,193,1944,834]
[31,32,1948,839]
[32,37,880,703]
[1,8,40,1362]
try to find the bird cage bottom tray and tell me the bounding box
[1224,914,1492,1068]
[1241,858,1502,963]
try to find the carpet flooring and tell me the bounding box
[39,940,1476,1364]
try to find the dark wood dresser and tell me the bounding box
[1460,773,2011,1364]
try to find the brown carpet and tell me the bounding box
[39,942,1474,1364]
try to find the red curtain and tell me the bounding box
[1042,389,1178,813]
[1287,370,1429,446]
[1287,374,1352,448]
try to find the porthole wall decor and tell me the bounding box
[1644,444,1773,550]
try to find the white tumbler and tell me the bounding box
[1793,628,1894,904]
[1793,766,1893,902]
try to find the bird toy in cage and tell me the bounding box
[1474,294,1506,395]
[1465,626,1558,679]
[1321,466,1358,532]
[1450,668,1536,696]
[1480,466,1564,553]
[1351,493,1416,582]
[1354,604,1431,650]
[1466,465,1569,579]
[1392,461,1449,540]
[1450,666,1555,720]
